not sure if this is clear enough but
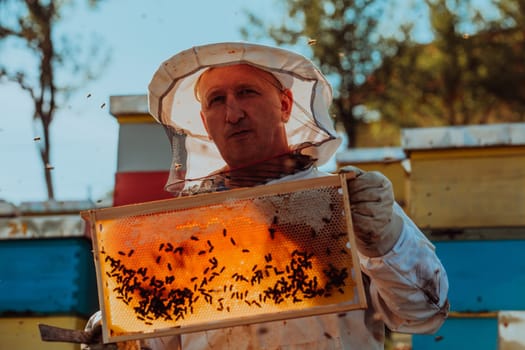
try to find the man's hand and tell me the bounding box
[340,165,403,257]
[80,311,142,350]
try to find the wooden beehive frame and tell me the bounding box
[83,174,366,343]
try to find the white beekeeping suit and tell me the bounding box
[84,42,449,350]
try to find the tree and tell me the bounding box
[241,0,389,148]
[242,0,525,147]
[479,0,525,119]
[0,0,109,200]
[362,0,525,128]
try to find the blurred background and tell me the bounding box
[1,0,523,205]
[1,0,524,349]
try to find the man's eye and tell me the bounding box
[238,88,258,96]
[208,95,225,106]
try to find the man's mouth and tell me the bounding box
[228,129,252,138]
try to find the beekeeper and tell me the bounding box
[84,42,449,350]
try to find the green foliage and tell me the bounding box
[242,0,525,146]
[362,0,525,127]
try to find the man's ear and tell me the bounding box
[200,111,213,140]
[280,89,293,122]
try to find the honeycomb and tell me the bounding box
[87,175,365,342]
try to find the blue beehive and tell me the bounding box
[0,200,98,317]
[0,238,98,316]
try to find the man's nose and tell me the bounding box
[225,97,245,124]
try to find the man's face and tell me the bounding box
[198,64,293,169]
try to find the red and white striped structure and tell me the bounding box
[109,95,176,206]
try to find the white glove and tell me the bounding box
[340,165,403,257]
[82,311,181,350]
[81,311,141,350]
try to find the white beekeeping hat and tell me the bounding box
[148,42,341,194]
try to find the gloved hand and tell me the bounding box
[340,165,403,257]
[81,311,181,350]
[81,311,141,350]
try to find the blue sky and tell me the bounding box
[0,0,280,204]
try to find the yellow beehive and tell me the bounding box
[82,175,366,343]
[402,123,525,230]
[0,316,87,350]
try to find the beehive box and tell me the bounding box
[0,238,98,316]
[402,123,525,230]
[82,175,365,343]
